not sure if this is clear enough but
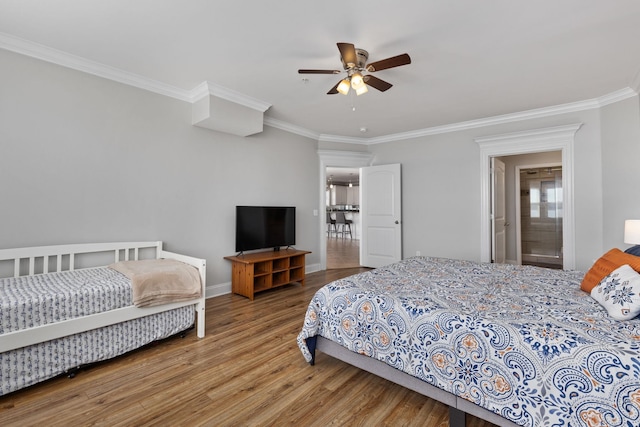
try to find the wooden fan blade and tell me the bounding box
[366,53,411,72]
[337,42,357,68]
[363,75,393,92]
[327,81,340,95]
[298,69,341,74]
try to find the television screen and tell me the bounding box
[235,206,296,252]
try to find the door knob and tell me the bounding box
[395,220,400,224]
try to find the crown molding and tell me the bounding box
[284,89,636,145]
[597,87,638,107]
[2,31,638,144]
[190,81,271,112]
[365,92,633,145]
[0,32,192,102]
[318,134,369,145]
[263,117,320,140]
[474,123,583,148]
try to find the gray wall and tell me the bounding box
[0,49,320,291]
[601,96,640,250]
[367,104,639,272]
[2,47,640,287]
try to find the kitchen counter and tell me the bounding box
[327,205,359,212]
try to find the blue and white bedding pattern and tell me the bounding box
[1,267,134,333]
[0,267,194,395]
[297,257,640,427]
[0,307,193,395]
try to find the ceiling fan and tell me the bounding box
[298,42,411,96]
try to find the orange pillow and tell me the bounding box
[581,248,640,292]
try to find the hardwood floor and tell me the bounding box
[0,269,497,427]
[326,237,360,269]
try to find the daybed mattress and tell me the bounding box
[1,267,135,333]
[0,267,195,395]
[297,256,640,426]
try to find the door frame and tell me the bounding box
[476,123,582,270]
[491,157,506,263]
[318,150,373,271]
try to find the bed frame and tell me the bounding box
[310,336,519,427]
[0,241,207,354]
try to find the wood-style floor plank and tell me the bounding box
[0,268,497,427]
[326,236,360,269]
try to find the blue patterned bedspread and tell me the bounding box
[297,257,640,426]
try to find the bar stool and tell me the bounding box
[335,211,352,239]
[344,213,354,239]
[326,212,338,237]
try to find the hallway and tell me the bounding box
[326,237,360,269]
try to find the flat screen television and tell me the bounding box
[235,206,296,253]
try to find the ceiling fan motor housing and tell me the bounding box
[342,48,369,70]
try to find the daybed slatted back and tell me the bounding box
[0,241,163,278]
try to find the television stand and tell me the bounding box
[224,249,311,300]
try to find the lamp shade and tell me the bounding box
[624,220,640,244]
[336,79,350,95]
[350,72,364,88]
[355,84,368,96]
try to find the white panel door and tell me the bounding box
[360,164,402,268]
[491,157,507,263]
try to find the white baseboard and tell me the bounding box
[206,281,231,298]
[306,263,321,274]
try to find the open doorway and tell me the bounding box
[518,165,563,269]
[477,123,581,270]
[318,150,373,271]
[326,166,361,269]
[493,152,563,267]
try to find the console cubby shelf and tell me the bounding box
[224,249,311,300]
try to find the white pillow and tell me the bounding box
[591,264,640,320]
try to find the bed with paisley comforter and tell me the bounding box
[297,256,640,427]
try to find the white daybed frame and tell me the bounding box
[0,241,206,355]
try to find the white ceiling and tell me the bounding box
[327,167,359,186]
[1,1,640,141]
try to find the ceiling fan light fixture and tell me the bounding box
[355,84,368,96]
[350,72,364,89]
[336,79,350,95]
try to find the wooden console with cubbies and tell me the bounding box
[224,249,311,300]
